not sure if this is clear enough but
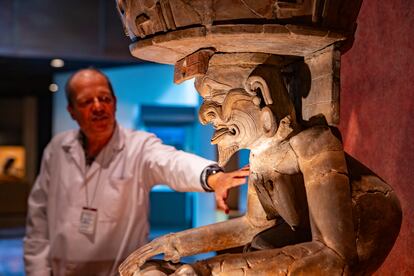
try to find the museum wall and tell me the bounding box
[52,65,200,134]
[0,0,132,61]
[339,0,413,274]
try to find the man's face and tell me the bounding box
[67,70,116,140]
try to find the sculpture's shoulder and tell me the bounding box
[289,125,343,160]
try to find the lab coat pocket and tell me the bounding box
[100,176,137,221]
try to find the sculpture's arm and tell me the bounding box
[289,126,358,263]
[119,184,274,276]
[185,240,351,275]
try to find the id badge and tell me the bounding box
[79,207,97,235]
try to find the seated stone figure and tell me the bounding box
[120,53,401,276]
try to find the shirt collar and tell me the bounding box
[61,123,125,166]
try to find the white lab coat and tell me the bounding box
[24,125,215,276]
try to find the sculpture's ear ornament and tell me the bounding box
[260,107,278,137]
[245,75,278,137]
[245,76,273,105]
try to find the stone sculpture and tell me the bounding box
[115,0,402,275]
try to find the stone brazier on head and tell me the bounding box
[115,1,402,275]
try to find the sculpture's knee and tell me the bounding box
[351,175,402,275]
[289,246,351,276]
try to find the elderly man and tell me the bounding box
[23,68,249,276]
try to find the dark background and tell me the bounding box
[340,0,414,274]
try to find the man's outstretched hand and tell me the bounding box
[207,165,250,214]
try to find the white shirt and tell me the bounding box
[24,125,215,276]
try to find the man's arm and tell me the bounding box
[141,134,249,211]
[24,146,52,275]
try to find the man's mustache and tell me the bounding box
[91,113,109,121]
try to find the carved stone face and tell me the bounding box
[199,89,264,166]
[195,53,297,166]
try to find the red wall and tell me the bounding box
[340,0,414,274]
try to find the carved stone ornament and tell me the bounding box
[116,1,402,275]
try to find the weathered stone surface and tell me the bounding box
[303,45,341,125]
[116,1,401,275]
[117,0,362,64]
[174,49,214,84]
[128,24,345,64]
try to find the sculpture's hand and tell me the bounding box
[208,165,250,213]
[119,234,181,276]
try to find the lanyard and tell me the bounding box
[84,149,108,209]
[84,166,104,209]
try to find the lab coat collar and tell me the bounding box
[61,123,125,176]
